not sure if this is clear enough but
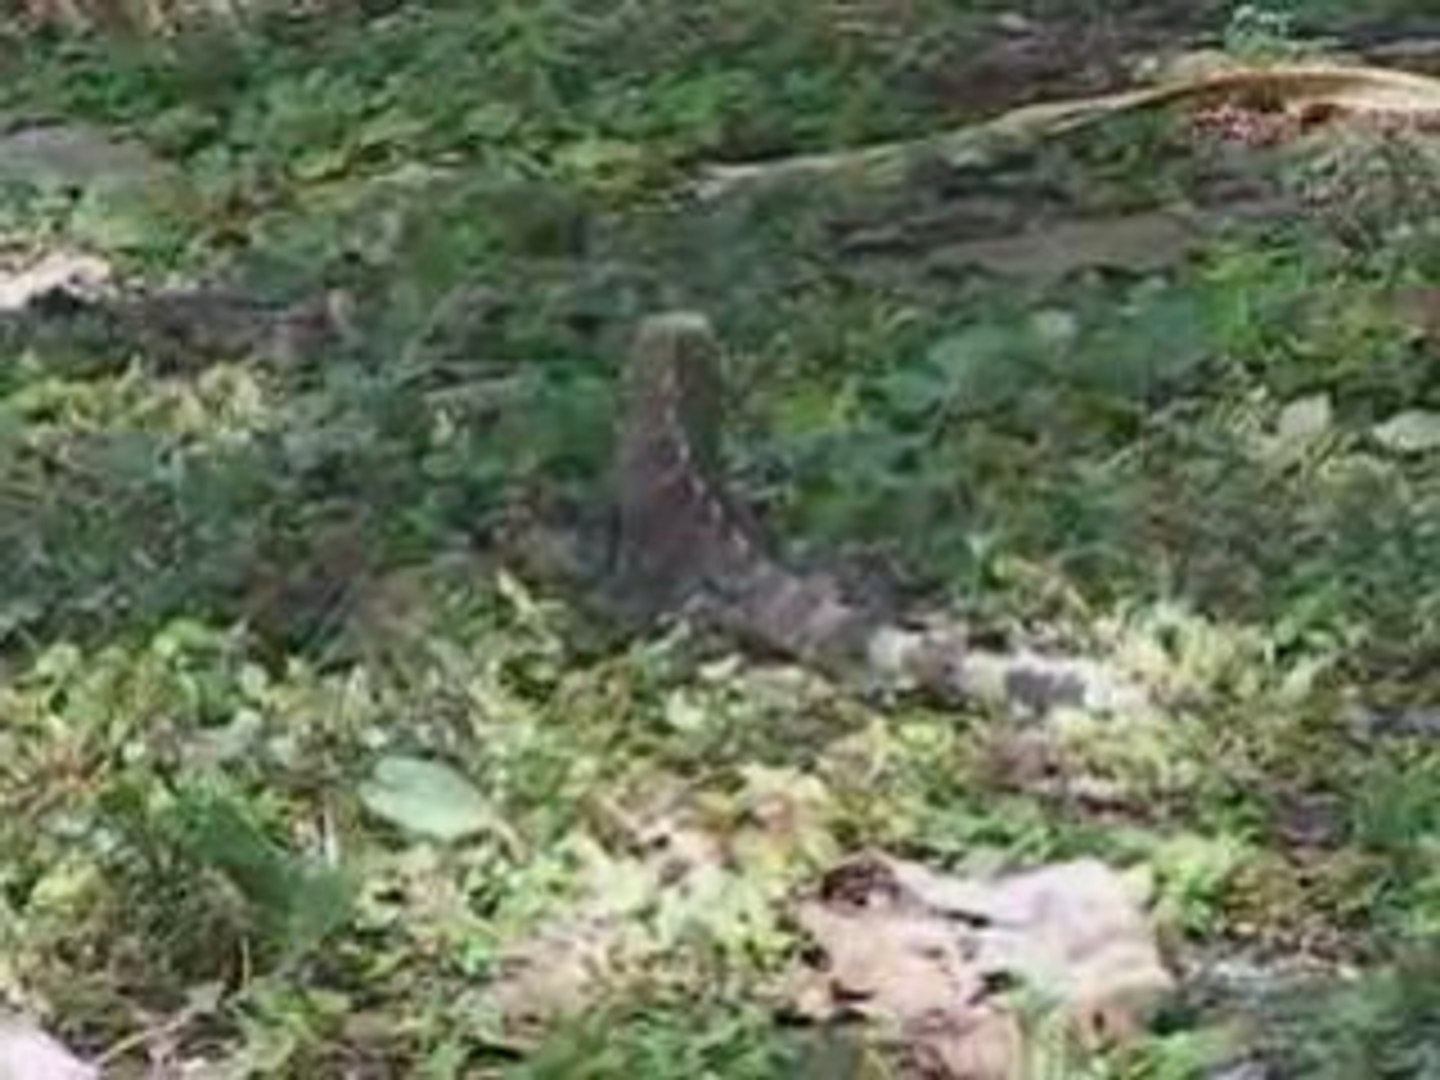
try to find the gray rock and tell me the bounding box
[0,1017,97,1080]
[0,122,173,190]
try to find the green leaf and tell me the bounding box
[358,754,494,842]
[167,784,352,959]
[69,175,196,257]
[882,323,1028,420]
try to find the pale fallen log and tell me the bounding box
[697,61,1440,200]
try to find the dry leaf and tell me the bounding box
[785,852,1174,1077]
[1372,409,1440,453]
[484,912,623,1041]
[1275,394,1333,444]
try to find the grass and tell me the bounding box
[0,0,1438,1075]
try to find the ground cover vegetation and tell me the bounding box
[0,0,1438,1075]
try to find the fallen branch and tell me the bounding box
[696,60,1440,200]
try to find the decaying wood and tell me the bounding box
[696,61,1440,201]
[0,278,358,371]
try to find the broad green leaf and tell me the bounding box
[887,322,1029,418]
[358,754,494,842]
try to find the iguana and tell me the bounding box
[5,271,1144,715]
[544,311,1152,719]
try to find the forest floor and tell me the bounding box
[0,1,1439,1076]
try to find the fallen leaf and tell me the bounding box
[358,755,495,843]
[785,852,1174,1077]
[1275,394,1333,445]
[477,798,735,1043]
[1372,409,1440,453]
[485,912,623,1043]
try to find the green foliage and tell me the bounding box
[0,0,1438,1073]
[106,777,353,965]
[509,999,801,1080]
[1268,951,1440,1079]
[358,754,501,844]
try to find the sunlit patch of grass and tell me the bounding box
[5,362,277,444]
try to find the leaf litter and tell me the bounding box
[479,769,1171,1077]
[786,853,1173,1079]
[1,6,1438,1075]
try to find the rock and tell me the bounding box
[0,121,173,191]
[0,1017,97,1080]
